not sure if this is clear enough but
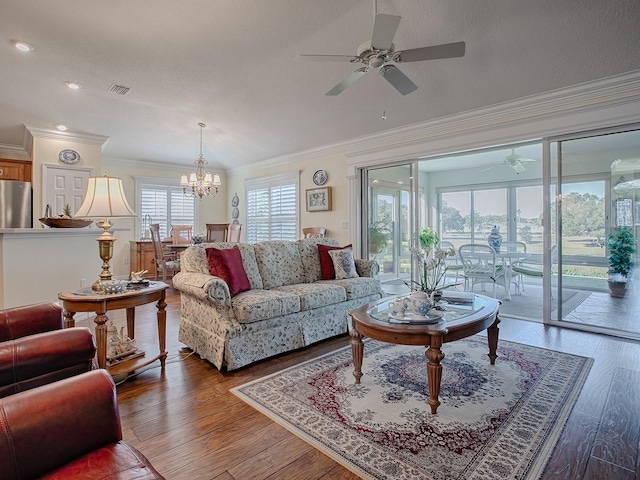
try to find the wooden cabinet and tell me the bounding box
[0,159,32,182]
[130,241,170,279]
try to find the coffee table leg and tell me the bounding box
[156,294,168,370]
[94,312,109,369]
[350,322,363,384]
[426,336,445,414]
[487,315,501,365]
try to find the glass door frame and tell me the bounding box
[360,161,418,285]
[543,123,640,339]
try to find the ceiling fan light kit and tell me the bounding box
[296,5,466,96]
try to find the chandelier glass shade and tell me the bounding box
[180,122,221,199]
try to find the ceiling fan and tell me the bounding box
[481,149,538,174]
[295,2,466,96]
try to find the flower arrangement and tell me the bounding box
[405,245,456,295]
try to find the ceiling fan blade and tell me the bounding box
[379,65,417,95]
[371,14,401,50]
[396,41,466,63]
[326,68,368,96]
[480,164,501,173]
[296,54,359,62]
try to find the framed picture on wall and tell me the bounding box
[306,187,332,212]
[616,198,633,227]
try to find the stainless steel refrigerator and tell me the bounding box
[0,180,32,228]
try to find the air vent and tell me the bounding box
[108,84,130,96]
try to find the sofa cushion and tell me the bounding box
[205,246,251,297]
[273,283,346,311]
[231,289,301,324]
[320,277,382,300]
[297,238,339,283]
[329,248,359,279]
[253,241,305,289]
[318,243,352,279]
[185,243,263,290]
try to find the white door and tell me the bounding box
[42,165,93,217]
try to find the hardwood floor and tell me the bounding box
[112,288,640,479]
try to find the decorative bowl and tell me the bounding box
[39,217,93,228]
[99,280,128,294]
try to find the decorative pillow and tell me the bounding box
[328,248,359,280]
[317,243,352,279]
[205,246,251,296]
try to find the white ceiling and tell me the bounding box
[1,0,639,172]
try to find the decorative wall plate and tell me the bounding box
[313,169,328,185]
[231,193,239,207]
[59,149,80,164]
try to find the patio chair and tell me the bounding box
[439,241,464,287]
[511,244,557,296]
[499,241,528,295]
[458,243,509,299]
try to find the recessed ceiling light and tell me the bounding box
[55,124,68,131]
[65,81,81,90]
[13,41,34,52]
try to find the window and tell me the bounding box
[135,177,197,238]
[245,172,298,243]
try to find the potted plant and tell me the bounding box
[607,227,636,298]
[418,226,440,250]
[368,222,390,254]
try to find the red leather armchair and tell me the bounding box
[0,302,96,398]
[0,369,165,479]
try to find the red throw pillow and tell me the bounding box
[205,246,251,296]
[317,244,352,280]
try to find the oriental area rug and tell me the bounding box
[231,336,593,480]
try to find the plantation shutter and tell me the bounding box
[246,172,298,243]
[136,179,197,239]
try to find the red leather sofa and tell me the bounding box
[0,301,96,398]
[0,369,165,479]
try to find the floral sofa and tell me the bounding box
[172,238,383,371]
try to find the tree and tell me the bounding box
[441,201,465,232]
[560,192,605,236]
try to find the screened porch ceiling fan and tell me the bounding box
[295,0,466,96]
[481,149,538,174]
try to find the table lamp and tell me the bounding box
[75,174,137,291]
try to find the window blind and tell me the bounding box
[246,172,298,243]
[136,178,196,238]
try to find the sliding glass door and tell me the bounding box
[364,164,415,287]
[550,128,640,336]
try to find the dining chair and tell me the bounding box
[511,244,557,296]
[169,224,192,245]
[302,227,327,239]
[499,241,528,294]
[206,223,228,242]
[150,223,181,281]
[458,243,509,299]
[438,241,463,287]
[226,223,242,242]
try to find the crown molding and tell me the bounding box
[0,143,30,160]
[104,155,228,177]
[229,69,640,175]
[25,125,110,149]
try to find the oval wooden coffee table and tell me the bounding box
[349,293,500,414]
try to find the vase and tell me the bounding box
[487,225,503,253]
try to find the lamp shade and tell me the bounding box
[75,176,137,218]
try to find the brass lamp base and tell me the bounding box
[92,220,116,291]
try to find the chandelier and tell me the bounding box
[180,122,221,199]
